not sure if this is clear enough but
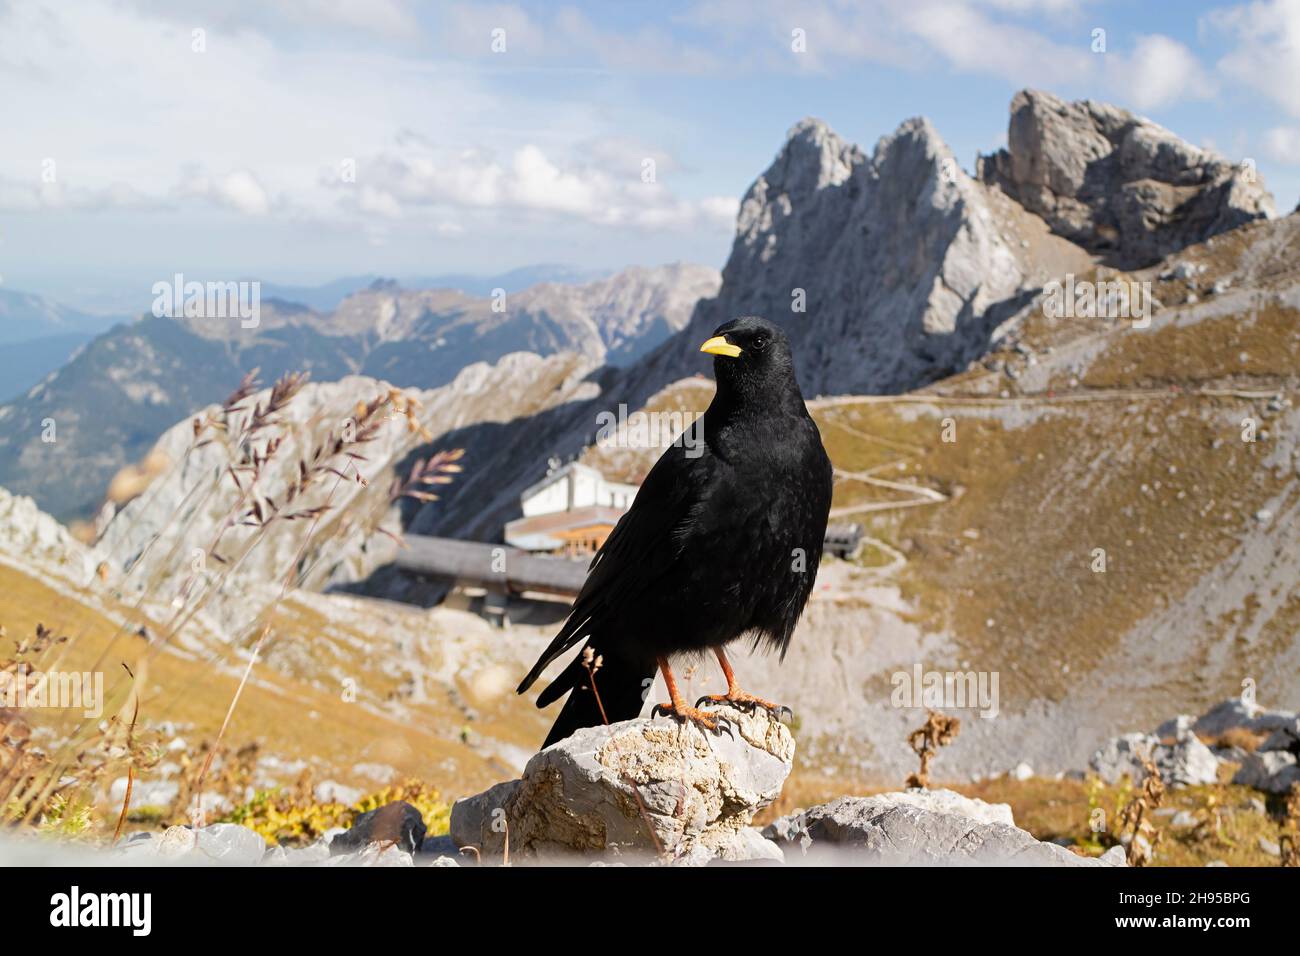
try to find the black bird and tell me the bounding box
[516,316,833,749]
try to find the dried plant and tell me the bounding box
[1115,749,1165,866]
[906,710,960,789]
[1281,783,1300,868]
[389,449,465,506]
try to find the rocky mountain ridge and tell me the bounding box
[0,263,716,520]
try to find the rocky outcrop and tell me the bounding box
[1089,730,1219,788]
[624,114,1090,402]
[978,89,1274,269]
[0,485,98,585]
[765,790,1126,866]
[508,263,721,366]
[1231,714,1300,793]
[1088,700,1300,793]
[450,704,793,865]
[92,354,599,633]
[1158,698,1297,740]
[449,710,1133,867]
[1233,750,1300,794]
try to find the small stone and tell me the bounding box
[1258,837,1281,857]
[157,825,196,858]
[1011,761,1034,781]
[194,823,267,865]
[283,841,331,866]
[328,842,414,867]
[261,846,288,867]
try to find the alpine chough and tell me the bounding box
[517,316,833,748]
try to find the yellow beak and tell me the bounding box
[699,335,742,358]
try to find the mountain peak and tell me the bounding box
[980,88,1275,268]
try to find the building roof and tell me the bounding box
[504,505,626,551]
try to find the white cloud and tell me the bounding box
[355,138,736,232]
[125,0,421,42]
[901,0,1096,86]
[177,170,272,216]
[1263,126,1300,164]
[437,3,719,72]
[1208,0,1300,117]
[0,0,728,239]
[1117,34,1215,111]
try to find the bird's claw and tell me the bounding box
[651,702,735,737]
[695,693,794,724]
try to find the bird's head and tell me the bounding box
[699,316,797,402]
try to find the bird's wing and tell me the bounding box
[516,434,710,694]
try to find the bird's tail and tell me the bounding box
[536,646,655,750]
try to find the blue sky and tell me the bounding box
[2,0,1299,312]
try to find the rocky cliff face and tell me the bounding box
[978,89,1275,269]
[625,114,1092,403]
[92,352,601,634]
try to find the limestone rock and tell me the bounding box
[768,789,1014,848]
[623,113,1090,403]
[193,823,267,865]
[1233,750,1300,794]
[1089,732,1160,784]
[450,704,793,865]
[765,792,1122,866]
[326,842,414,867]
[979,89,1274,268]
[1089,731,1218,787]
[1256,716,1300,757]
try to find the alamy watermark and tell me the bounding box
[0,668,103,718]
[152,273,260,329]
[1042,274,1151,329]
[891,663,999,719]
[595,404,704,458]
[50,886,151,936]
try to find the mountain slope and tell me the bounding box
[567,213,1300,782]
[0,287,123,345]
[0,264,717,520]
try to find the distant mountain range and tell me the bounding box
[0,263,719,520]
[258,264,612,313]
[0,289,130,400]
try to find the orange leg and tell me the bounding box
[651,656,721,730]
[697,648,786,713]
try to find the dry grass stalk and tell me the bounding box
[1281,783,1300,868]
[1115,749,1165,866]
[906,710,960,789]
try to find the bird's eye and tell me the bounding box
[752,335,769,352]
